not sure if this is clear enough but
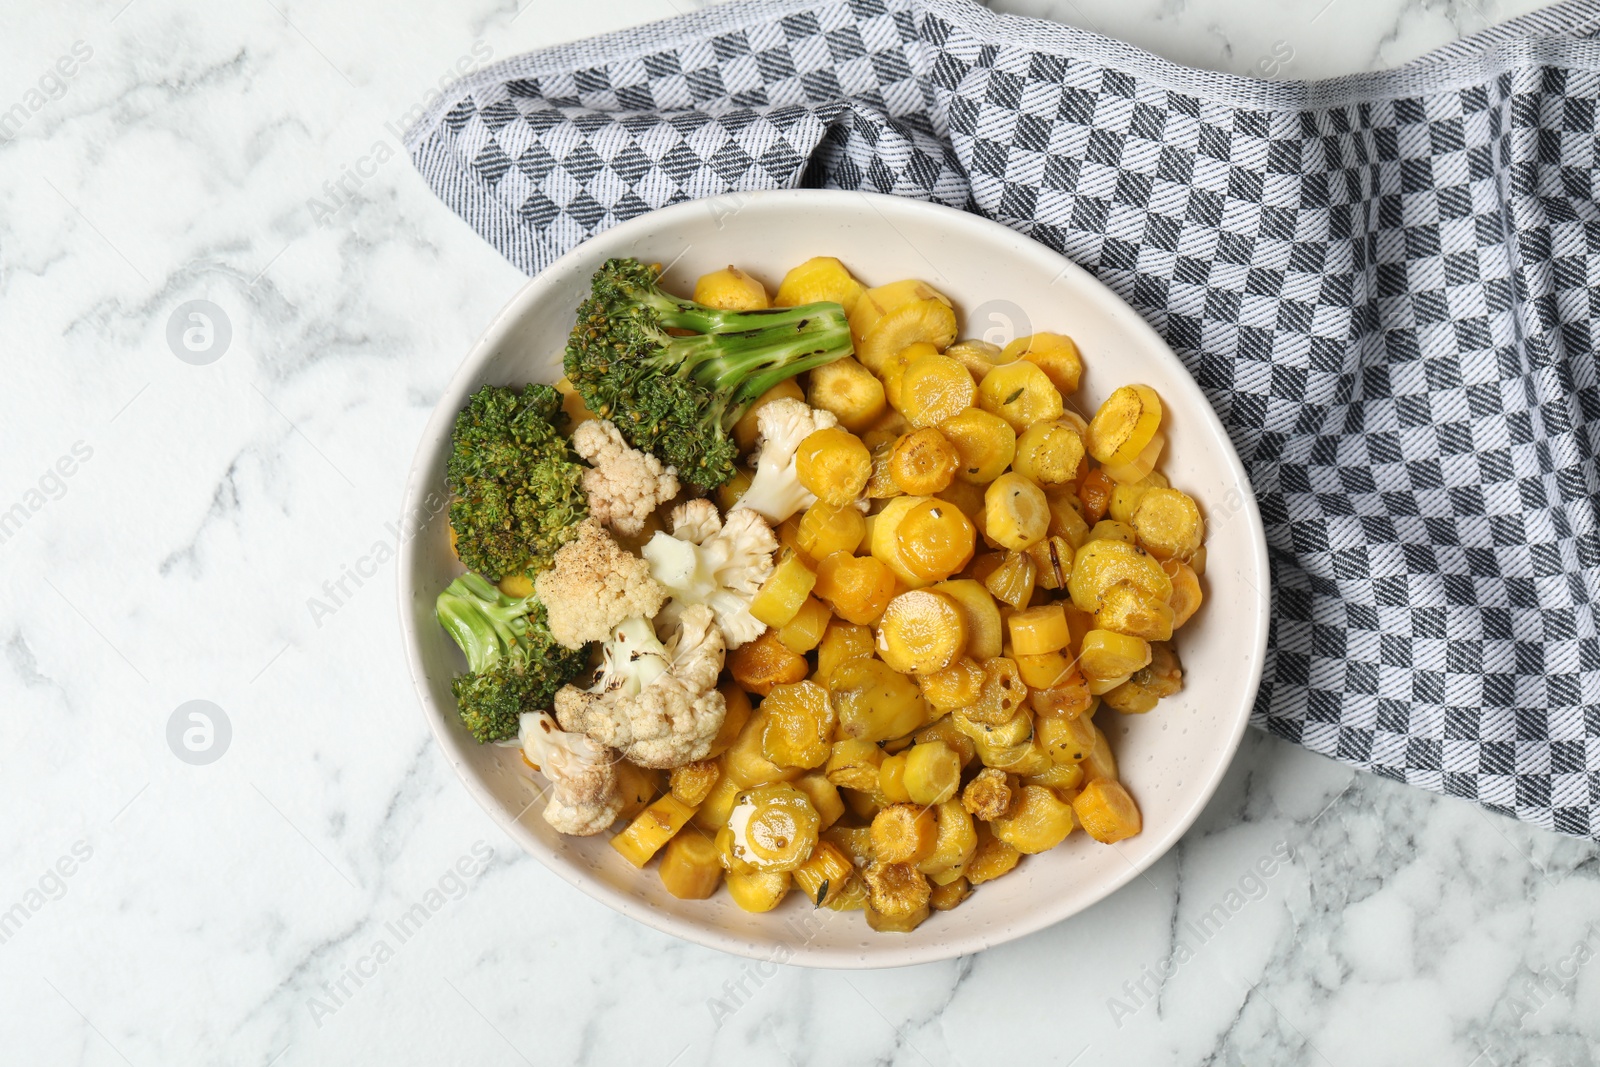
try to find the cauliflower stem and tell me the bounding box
[734,397,839,524]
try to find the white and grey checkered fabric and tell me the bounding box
[406,0,1600,840]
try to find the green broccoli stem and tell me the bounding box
[636,286,829,335]
[642,305,855,429]
[435,574,531,674]
[728,343,857,414]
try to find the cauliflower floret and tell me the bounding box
[571,419,679,537]
[518,711,623,836]
[554,604,727,768]
[733,397,839,524]
[670,498,724,545]
[640,500,777,648]
[535,519,666,650]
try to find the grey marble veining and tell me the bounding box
[1,1,1596,1064]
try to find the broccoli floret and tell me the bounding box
[447,384,587,582]
[435,573,590,743]
[564,257,854,490]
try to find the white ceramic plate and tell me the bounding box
[399,190,1270,968]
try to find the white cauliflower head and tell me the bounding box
[535,519,667,649]
[571,419,679,537]
[733,398,839,524]
[669,498,724,545]
[554,604,727,769]
[640,500,777,648]
[518,711,623,836]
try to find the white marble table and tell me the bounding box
[3,0,1596,1064]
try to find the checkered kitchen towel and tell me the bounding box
[406,0,1600,840]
